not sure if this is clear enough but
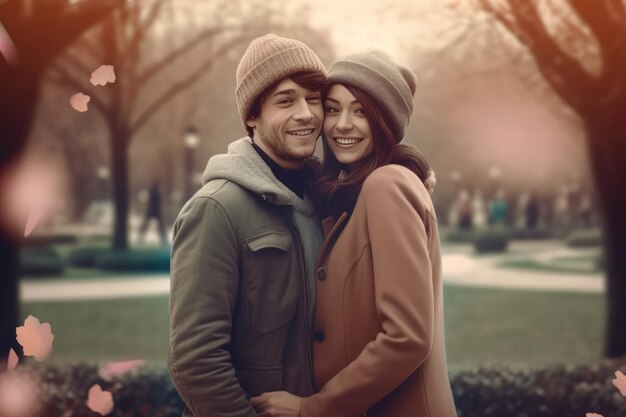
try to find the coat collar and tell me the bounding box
[316,211,349,269]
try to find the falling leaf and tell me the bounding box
[15,315,54,361]
[586,413,603,417]
[99,359,145,381]
[90,65,116,86]
[0,22,19,66]
[70,93,90,112]
[86,384,114,416]
[612,370,626,396]
[7,348,18,371]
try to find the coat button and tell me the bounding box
[314,330,325,343]
[317,267,327,280]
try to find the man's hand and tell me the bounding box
[250,391,302,417]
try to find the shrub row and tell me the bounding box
[445,227,511,253]
[7,360,626,417]
[452,361,626,417]
[20,246,171,276]
[19,247,66,276]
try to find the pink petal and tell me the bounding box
[7,348,18,370]
[1,161,60,239]
[70,93,90,112]
[90,65,116,86]
[0,373,39,416]
[613,370,626,396]
[24,206,43,237]
[86,384,114,416]
[15,315,54,362]
[99,359,145,381]
[0,23,19,67]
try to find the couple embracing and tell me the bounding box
[168,34,458,417]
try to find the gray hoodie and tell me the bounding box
[202,137,322,319]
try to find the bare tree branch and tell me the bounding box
[73,36,104,63]
[124,0,166,62]
[130,34,250,134]
[57,52,93,78]
[136,26,227,90]
[606,0,626,23]
[545,2,592,44]
[35,0,125,65]
[475,0,595,113]
[569,0,626,96]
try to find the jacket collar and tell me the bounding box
[201,137,315,215]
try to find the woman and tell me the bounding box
[251,50,458,417]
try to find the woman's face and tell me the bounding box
[323,84,374,166]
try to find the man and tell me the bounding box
[168,34,327,417]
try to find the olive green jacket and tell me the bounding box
[168,138,323,417]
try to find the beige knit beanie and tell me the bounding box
[235,34,327,130]
[327,49,417,143]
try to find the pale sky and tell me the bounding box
[279,0,453,63]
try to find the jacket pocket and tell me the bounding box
[236,364,284,398]
[242,232,298,335]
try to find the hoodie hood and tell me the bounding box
[202,137,315,215]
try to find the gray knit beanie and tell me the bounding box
[235,34,327,130]
[327,49,417,143]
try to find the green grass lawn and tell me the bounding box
[20,286,604,369]
[20,296,170,365]
[443,286,604,370]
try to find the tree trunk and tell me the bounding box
[0,239,22,366]
[587,122,626,358]
[111,129,130,250]
[0,67,39,364]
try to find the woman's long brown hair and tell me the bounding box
[311,84,432,219]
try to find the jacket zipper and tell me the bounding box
[290,209,315,393]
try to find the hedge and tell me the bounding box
[19,247,66,277]
[5,360,626,417]
[474,227,510,254]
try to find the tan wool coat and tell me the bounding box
[300,164,458,417]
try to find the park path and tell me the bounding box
[20,267,602,303]
[21,242,604,302]
[21,276,170,302]
[440,239,602,293]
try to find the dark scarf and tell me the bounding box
[252,142,308,199]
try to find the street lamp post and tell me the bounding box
[97,165,110,199]
[183,126,199,200]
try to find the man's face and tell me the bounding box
[247,78,323,170]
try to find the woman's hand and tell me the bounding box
[250,391,303,417]
[425,169,437,195]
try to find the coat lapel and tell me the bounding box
[316,211,349,269]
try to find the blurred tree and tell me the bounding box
[46,0,261,249]
[475,0,626,357]
[44,0,335,250]
[28,85,109,222]
[0,0,123,368]
[401,3,587,202]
